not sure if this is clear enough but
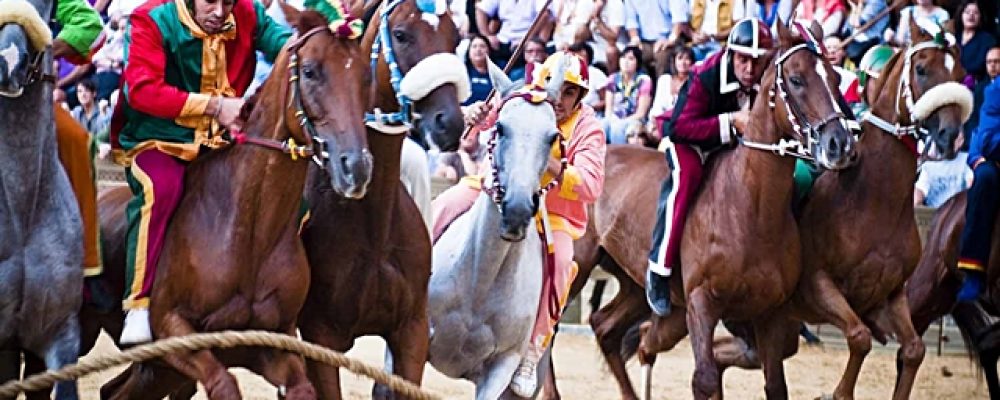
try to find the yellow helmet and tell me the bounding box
[525,51,591,94]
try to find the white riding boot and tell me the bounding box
[509,357,538,397]
[120,308,152,345]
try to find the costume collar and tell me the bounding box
[174,0,237,40]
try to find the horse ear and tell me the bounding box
[344,0,365,22]
[543,56,569,103]
[909,15,931,44]
[776,18,793,48]
[807,20,824,45]
[487,59,517,98]
[279,0,303,31]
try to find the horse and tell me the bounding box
[97,6,373,399]
[295,0,468,398]
[426,56,568,400]
[0,0,83,398]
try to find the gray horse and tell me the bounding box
[0,0,83,398]
[427,59,566,400]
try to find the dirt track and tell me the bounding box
[58,330,989,399]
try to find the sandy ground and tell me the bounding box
[56,330,988,400]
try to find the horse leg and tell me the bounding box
[540,341,560,400]
[248,346,316,400]
[752,313,798,400]
[872,289,925,400]
[154,312,240,400]
[23,352,49,400]
[101,361,192,400]
[589,279,648,400]
[38,317,80,400]
[377,315,429,400]
[474,351,521,400]
[299,326,351,400]
[806,272,871,400]
[687,287,721,400]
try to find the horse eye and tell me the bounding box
[916,65,927,76]
[548,132,559,144]
[302,65,317,80]
[495,125,504,137]
[392,30,408,43]
[789,76,804,87]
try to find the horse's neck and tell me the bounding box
[459,194,523,290]
[728,111,798,210]
[356,130,404,242]
[859,83,920,200]
[0,86,58,229]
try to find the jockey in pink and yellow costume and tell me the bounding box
[432,51,606,397]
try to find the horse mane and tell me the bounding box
[865,50,902,107]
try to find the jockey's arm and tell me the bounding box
[969,81,1000,168]
[122,11,219,122]
[54,0,104,64]
[668,75,734,149]
[554,117,606,204]
[252,1,292,63]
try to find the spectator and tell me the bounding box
[734,0,794,34]
[957,0,998,80]
[798,0,847,37]
[604,46,653,144]
[89,13,126,101]
[840,0,889,65]
[688,0,737,60]
[965,47,1000,147]
[464,34,494,106]
[569,41,609,115]
[551,0,626,72]
[476,0,555,67]
[649,45,694,121]
[624,0,689,79]
[70,79,108,136]
[824,36,861,105]
[433,130,486,183]
[823,36,854,70]
[887,0,949,46]
[509,37,549,82]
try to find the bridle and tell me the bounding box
[227,26,331,167]
[22,49,54,86]
[740,41,857,160]
[364,0,414,129]
[481,90,568,211]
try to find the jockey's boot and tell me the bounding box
[509,356,538,397]
[645,268,672,317]
[120,308,153,345]
[957,270,985,303]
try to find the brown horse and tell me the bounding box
[295,0,466,398]
[906,196,1000,396]
[97,6,373,399]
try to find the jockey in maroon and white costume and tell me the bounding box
[645,17,774,316]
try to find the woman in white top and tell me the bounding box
[886,0,950,45]
[647,46,694,141]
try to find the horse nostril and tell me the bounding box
[433,111,447,131]
[340,154,352,178]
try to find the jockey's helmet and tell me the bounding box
[526,51,591,96]
[857,45,896,87]
[727,18,773,58]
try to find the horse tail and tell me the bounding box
[951,302,995,378]
[620,319,644,361]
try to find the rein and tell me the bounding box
[24,50,55,86]
[229,26,330,167]
[364,0,413,129]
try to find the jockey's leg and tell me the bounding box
[511,230,578,397]
[400,137,432,232]
[430,178,481,243]
[645,142,704,316]
[121,148,187,344]
[55,106,102,277]
[958,161,1000,302]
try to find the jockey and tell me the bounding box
[41,0,106,304]
[431,51,606,397]
[853,44,896,114]
[644,17,774,316]
[111,0,291,344]
[957,72,1000,302]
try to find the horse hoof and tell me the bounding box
[814,394,835,400]
[282,384,317,400]
[942,366,953,377]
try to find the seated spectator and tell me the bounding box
[476,0,555,68]
[823,36,855,71]
[840,0,888,65]
[70,79,108,137]
[688,0,736,60]
[798,0,847,37]
[957,0,998,80]
[569,41,609,116]
[434,130,486,183]
[914,150,973,208]
[624,0,689,78]
[965,47,1000,148]
[734,0,794,34]
[604,46,653,144]
[509,37,549,82]
[887,0,949,46]
[649,45,694,122]
[824,36,861,106]
[464,34,494,106]
[588,0,627,72]
[89,12,126,101]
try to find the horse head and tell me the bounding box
[0,0,52,98]
[761,20,856,170]
[269,2,373,198]
[887,17,971,160]
[364,0,469,151]
[486,56,565,242]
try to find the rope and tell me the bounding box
[0,330,439,400]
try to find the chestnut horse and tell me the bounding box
[906,195,1000,396]
[97,6,373,399]
[296,0,467,398]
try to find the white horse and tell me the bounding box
[427,59,566,400]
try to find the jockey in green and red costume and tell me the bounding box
[109,0,293,344]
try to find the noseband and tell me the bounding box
[481,91,567,211]
[740,42,857,160]
[229,26,331,167]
